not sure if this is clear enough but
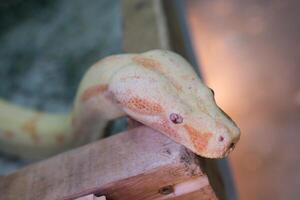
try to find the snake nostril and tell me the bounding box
[218,135,224,142]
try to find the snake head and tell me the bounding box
[179,87,241,158]
[110,50,240,158]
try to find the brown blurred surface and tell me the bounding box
[186,1,300,200]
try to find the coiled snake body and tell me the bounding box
[0,50,240,160]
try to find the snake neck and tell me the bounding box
[0,54,132,160]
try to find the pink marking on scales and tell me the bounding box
[126,97,164,114]
[81,84,108,102]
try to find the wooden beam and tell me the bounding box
[122,0,170,52]
[0,126,217,200]
[75,194,106,200]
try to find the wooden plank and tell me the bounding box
[172,185,217,200]
[0,126,217,200]
[162,0,200,75]
[122,0,170,52]
[75,194,106,200]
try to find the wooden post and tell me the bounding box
[122,0,170,52]
[75,194,106,200]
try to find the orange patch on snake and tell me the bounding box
[149,119,180,141]
[81,84,108,102]
[22,114,41,144]
[133,56,162,69]
[126,97,163,114]
[133,56,182,91]
[184,124,212,152]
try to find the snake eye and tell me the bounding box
[169,113,183,124]
[218,135,224,142]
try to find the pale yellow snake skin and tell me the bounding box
[0,50,240,160]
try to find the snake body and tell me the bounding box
[0,50,240,159]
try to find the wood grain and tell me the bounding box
[0,126,217,200]
[75,194,106,200]
[122,0,169,52]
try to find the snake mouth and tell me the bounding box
[223,137,239,157]
[225,142,236,155]
[198,140,237,158]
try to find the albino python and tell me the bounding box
[0,50,240,160]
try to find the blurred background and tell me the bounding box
[0,0,122,173]
[186,0,300,200]
[0,0,299,199]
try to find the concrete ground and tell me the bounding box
[187,1,300,199]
